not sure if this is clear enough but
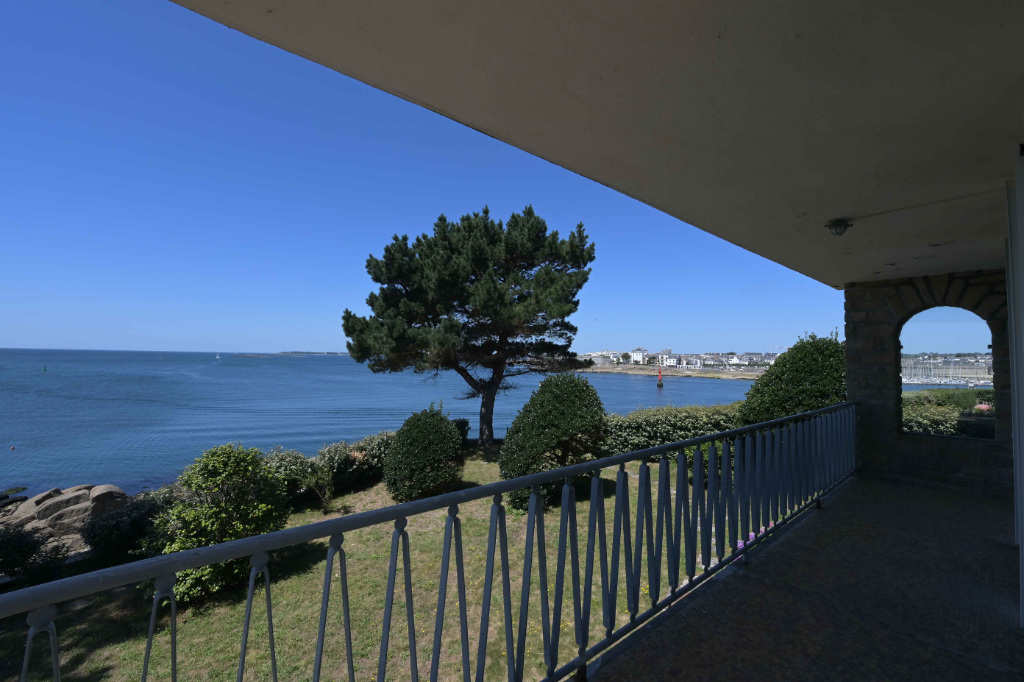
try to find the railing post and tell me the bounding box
[430,505,470,682]
[583,474,608,660]
[707,445,720,564]
[20,605,60,682]
[314,534,354,682]
[238,552,278,682]
[474,494,515,682]
[681,450,696,582]
[141,573,177,682]
[727,440,737,554]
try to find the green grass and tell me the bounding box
[2,448,705,681]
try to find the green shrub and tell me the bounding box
[356,430,395,476]
[500,374,607,510]
[605,403,741,455]
[159,444,289,602]
[901,388,995,439]
[903,388,988,411]
[265,446,314,499]
[901,403,959,436]
[384,405,464,503]
[81,493,170,564]
[304,455,335,514]
[135,485,184,559]
[317,441,354,488]
[452,418,471,443]
[738,332,846,425]
[0,525,67,587]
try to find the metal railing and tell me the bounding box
[3,402,856,682]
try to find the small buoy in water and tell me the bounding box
[10,446,13,450]
[43,366,47,371]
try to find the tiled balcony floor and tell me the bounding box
[591,476,1022,682]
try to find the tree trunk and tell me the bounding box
[479,386,498,446]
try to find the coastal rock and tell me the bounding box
[47,502,96,533]
[14,488,62,518]
[0,484,129,557]
[89,485,127,514]
[0,495,27,511]
[6,513,36,529]
[35,490,91,521]
[23,519,55,538]
[56,533,87,554]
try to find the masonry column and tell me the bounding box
[1006,143,1024,627]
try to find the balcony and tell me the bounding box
[592,475,1020,681]
[3,404,858,681]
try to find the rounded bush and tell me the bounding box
[499,373,607,510]
[160,443,289,602]
[737,333,846,425]
[384,405,464,503]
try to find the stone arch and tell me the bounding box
[897,305,996,438]
[844,270,1012,496]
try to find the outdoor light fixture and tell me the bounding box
[827,218,852,236]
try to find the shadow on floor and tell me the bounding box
[591,476,1022,682]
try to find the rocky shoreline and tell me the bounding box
[1,484,128,556]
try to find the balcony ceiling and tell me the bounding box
[172,1,1024,288]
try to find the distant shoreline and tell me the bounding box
[581,365,762,381]
[233,352,349,358]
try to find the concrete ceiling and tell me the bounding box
[172,1,1024,288]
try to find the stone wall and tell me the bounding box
[844,270,1014,497]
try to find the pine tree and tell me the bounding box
[342,206,596,444]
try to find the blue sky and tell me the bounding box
[0,2,989,355]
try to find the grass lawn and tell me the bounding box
[2,448,707,681]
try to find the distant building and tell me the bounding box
[630,347,648,364]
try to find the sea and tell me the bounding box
[1,349,756,497]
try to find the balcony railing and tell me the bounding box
[2,402,856,682]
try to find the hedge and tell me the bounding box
[901,403,959,436]
[605,403,741,456]
[902,388,995,439]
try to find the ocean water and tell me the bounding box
[1,349,754,496]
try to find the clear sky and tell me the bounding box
[900,307,991,355]
[2,2,984,355]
